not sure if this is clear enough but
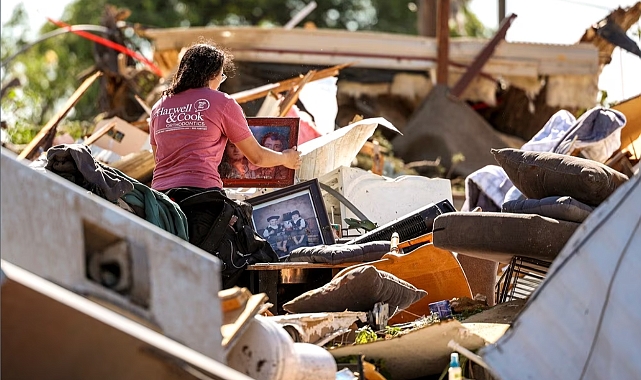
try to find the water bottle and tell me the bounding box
[448,352,462,380]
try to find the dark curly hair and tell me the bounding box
[163,42,234,97]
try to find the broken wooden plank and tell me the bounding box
[134,94,152,116]
[231,63,352,104]
[279,70,316,117]
[82,121,116,147]
[450,13,517,98]
[18,71,102,161]
[109,150,155,182]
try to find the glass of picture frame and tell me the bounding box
[219,117,300,188]
[247,179,335,259]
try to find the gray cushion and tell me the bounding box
[282,265,427,314]
[287,241,391,264]
[502,196,594,223]
[432,212,581,262]
[492,148,628,207]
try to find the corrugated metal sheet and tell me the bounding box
[481,172,641,380]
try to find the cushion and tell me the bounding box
[282,265,427,314]
[502,196,594,223]
[432,212,581,263]
[492,148,628,206]
[287,241,391,264]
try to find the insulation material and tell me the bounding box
[390,73,433,107]
[337,81,391,99]
[446,68,498,106]
[503,75,545,99]
[545,74,599,109]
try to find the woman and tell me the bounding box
[149,42,301,197]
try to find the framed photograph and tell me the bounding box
[219,117,300,188]
[247,179,335,259]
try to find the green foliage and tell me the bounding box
[384,325,401,338]
[5,123,38,145]
[458,4,491,37]
[1,0,488,136]
[344,217,377,233]
[354,326,378,344]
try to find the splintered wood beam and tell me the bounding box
[135,94,153,116]
[231,62,353,104]
[18,71,102,161]
[450,13,517,98]
[278,70,316,117]
[82,121,116,147]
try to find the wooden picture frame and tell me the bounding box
[247,179,335,259]
[220,117,300,188]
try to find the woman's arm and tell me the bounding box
[234,135,301,170]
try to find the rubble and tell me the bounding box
[2,2,641,379]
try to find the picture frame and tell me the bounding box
[247,179,335,259]
[219,117,300,188]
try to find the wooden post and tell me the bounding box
[499,0,506,26]
[436,0,450,85]
[418,0,437,37]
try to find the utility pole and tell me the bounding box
[499,0,506,23]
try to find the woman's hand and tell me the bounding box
[281,147,302,170]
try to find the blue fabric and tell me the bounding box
[553,107,626,155]
[464,107,627,210]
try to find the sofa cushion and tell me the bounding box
[432,212,581,262]
[282,265,427,315]
[502,196,594,223]
[492,148,628,206]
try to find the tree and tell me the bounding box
[1,0,486,140]
[1,4,95,143]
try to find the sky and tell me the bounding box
[2,0,640,103]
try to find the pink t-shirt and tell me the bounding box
[149,88,252,191]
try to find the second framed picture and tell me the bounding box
[219,117,300,188]
[247,179,335,259]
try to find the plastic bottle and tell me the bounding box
[448,352,462,380]
[390,232,400,253]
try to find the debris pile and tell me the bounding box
[1,2,641,380]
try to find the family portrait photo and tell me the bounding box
[219,117,300,188]
[248,179,335,258]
